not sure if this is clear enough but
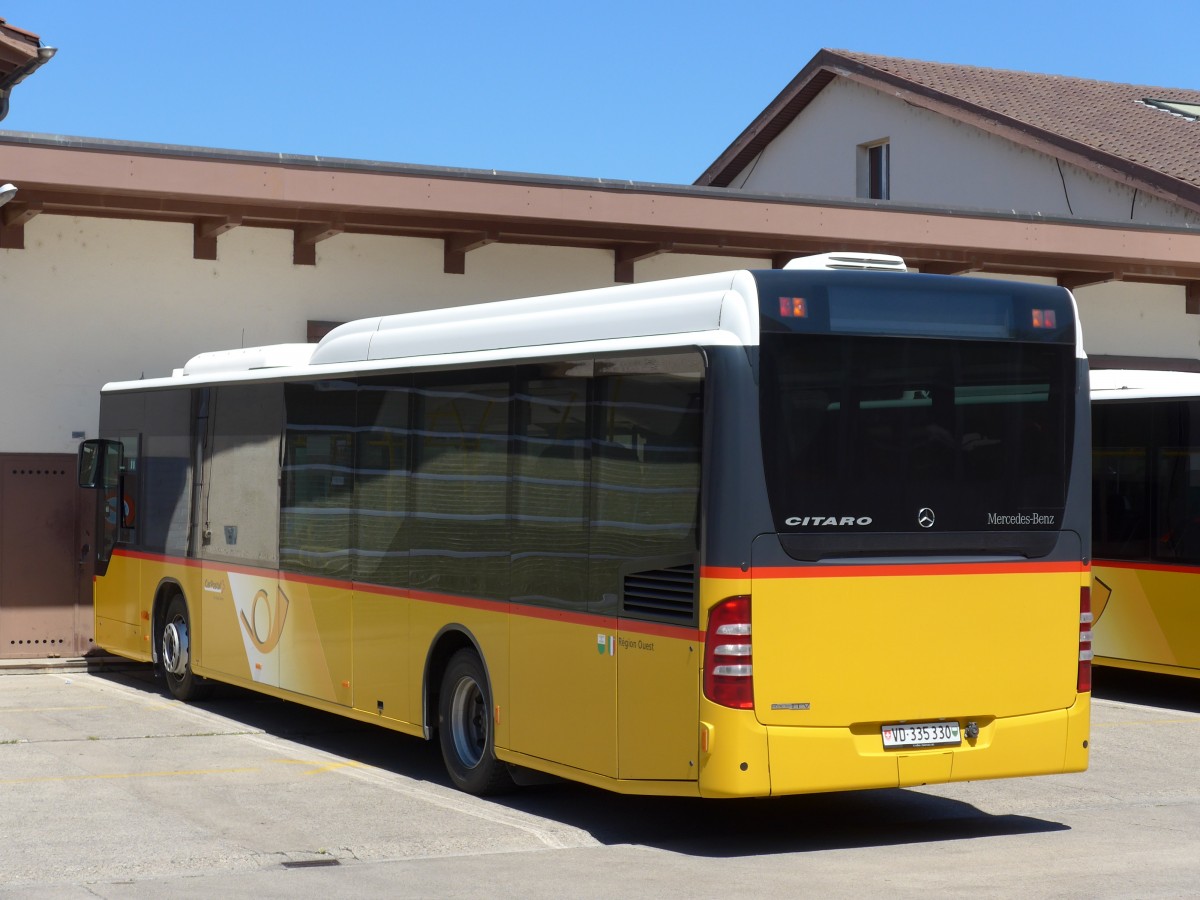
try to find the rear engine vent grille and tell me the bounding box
[623,564,697,623]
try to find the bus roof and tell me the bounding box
[1091,369,1200,400]
[99,257,1084,393]
[104,268,764,392]
[105,270,768,393]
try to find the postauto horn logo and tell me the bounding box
[239,587,291,654]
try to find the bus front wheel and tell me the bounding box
[161,593,209,702]
[437,649,512,795]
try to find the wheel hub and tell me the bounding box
[449,677,486,768]
[162,618,189,676]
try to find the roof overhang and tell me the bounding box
[0,18,52,122]
[4,131,1200,294]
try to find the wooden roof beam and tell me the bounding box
[443,230,499,274]
[2,199,41,227]
[0,199,41,249]
[614,242,674,283]
[192,215,242,261]
[1057,271,1120,291]
[919,261,976,276]
[1187,282,1200,315]
[293,218,345,266]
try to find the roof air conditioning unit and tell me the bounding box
[783,252,908,272]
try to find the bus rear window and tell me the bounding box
[760,333,1074,551]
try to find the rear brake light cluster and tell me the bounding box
[1078,586,1093,693]
[1031,308,1058,329]
[704,595,753,709]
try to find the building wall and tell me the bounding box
[1074,281,1198,360]
[728,78,1200,228]
[2,196,1195,458]
[967,273,1198,363]
[0,214,760,453]
[723,76,1200,365]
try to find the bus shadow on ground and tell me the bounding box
[502,786,1067,857]
[1092,667,1200,714]
[98,664,1068,857]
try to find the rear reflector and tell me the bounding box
[1078,587,1093,693]
[704,596,753,709]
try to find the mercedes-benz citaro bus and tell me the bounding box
[1091,368,1200,679]
[78,252,1092,797]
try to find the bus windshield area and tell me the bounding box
[760,333,1074,540]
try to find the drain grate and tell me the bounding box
[281,858,341,869]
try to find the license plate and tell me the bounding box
[881,721,961,749]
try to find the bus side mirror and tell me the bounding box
[78,439,123,490]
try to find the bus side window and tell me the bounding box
[114,435,140,539]
[281,381,356,579]
[590,368,702,618]
[1092,401,1152,562]
[1156,447,1200,563]
[411,373,511,601]
[354,376,412,589]
[512,376,589,610]
[1093,448,1149,560]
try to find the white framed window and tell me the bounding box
[857,140,890,200]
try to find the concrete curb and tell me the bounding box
[0,656,132,675]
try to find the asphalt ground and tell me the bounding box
[0,662,1197,898]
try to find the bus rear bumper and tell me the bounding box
[699,694,1090,798]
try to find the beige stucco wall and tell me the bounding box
[965,272,1198,362]
[724,75,1200,368]
[3,201,1196,455]
[1073,281,1199,360]
[0,214,759,453]
[729,77,1200,229]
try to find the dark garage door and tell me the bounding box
[0,454,95,658]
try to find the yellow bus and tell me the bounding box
[1091,369,1200,679]
[78,252,1092,797]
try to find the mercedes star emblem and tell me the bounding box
[918,507,936,528]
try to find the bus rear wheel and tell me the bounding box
[161,593,210,701]
[437,649,512,795]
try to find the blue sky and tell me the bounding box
[2,1,1196,185]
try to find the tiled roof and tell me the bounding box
[0,16,49,122]
[697,49,1200,207]
[0,17,40,76]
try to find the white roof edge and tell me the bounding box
[110,268,762,390]
[1090,368,1200,399]
[103,263,1086,388]
[100,330,743,393]
[310,270,754,366]
[181,343,317,377]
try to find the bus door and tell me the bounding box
[197,384,285,688]
[80,430,144,657]
[277,380,355,708]
[609,363,704,782]
[616,559,700,781]
[508,370,618,778]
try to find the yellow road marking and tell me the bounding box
[276,758,366,776]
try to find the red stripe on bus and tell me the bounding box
[702,561,1086,579]
[109,548,700,640]
[1094,558,1200,575]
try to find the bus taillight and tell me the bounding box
[1078,587,1093,693]
[704,595,753,709]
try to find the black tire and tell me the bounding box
[437,648,512,795]
[160,593,210,701]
